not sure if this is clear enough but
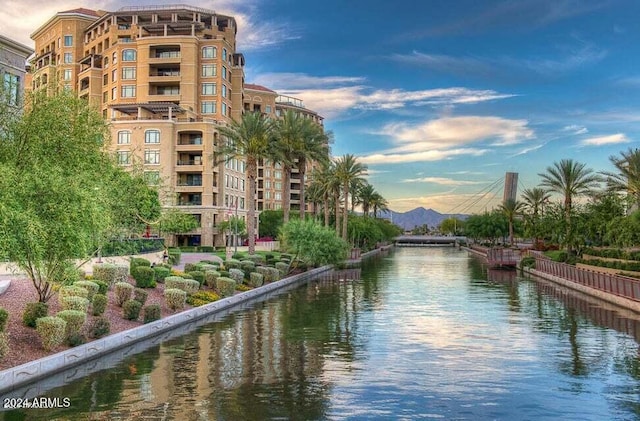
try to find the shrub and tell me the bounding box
[93,263,128,286]
[23,302,49,328]
[93,279,109,295]
[520,256,536,269]
[74,280,100,301]
[183,263,199,273]
[215,277,236,298]
[229,268,244,284]
[187,270,205,286]
[280,219,349,266]
[58,285,89,306]
[130,257,151,275]
[133,288,148,305]
[232,252,245,260]
[199,264,218,273]
[256,266,280,283]
[225,258,241,269]
[168,248,181,265]
[205,270,221,288]
[165,277,187,291]
[143,304,162,324]
[113,265,130,284]
[61,296,90,313]
[153,266,171,283]
[187,291,220,307]
[545,250,568,263]
[123,300,142,321]
[265,253,274,260]
[198,246,215,252]
[236,283,253,292]
[0,308,8,332]
[249,272,264,288]
[114,282,134,307]
[133,266,156,288]
[275,262,290,276]
[164,288,187,310]
[67,333,87,347]
[92,294,107,316]
[219,270,230,278]
[280,253,293,260]
[183,279,200,294]
[90,316,110,338]
[56,310,86,338]
[246,254,265,264]
[36,316,66,351]
[0,332,8,359]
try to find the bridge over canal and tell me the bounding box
[394,235,466,247]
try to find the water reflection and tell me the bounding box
[2,248,640,420]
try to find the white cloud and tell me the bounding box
[563,124,588,135]
[388,192,502,214]
[402,177,486,186]
[581,133,629,146]
[359,148,488,165]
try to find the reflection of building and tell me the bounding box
[0,35,33,105]
[503,172,518,204]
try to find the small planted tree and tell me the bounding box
[279,219,349,267]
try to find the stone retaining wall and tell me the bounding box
[0,265,332,398]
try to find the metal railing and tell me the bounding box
[533,256,640,302]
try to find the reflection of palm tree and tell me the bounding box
[601,147,640,211]
[538,159,601,251]
[218,112,274,254]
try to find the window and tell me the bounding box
[121,85,136,97]
[64,35,73,46]
[144,171,160,185]
[241,179,245,191]
[103,74,108,86]
[157,86,179,95]
[222,48,227,61]
[122,67,136,79]
[275,192,282,200]
[202,46,216,58]
[111,87,117,100]
[201,101,216,114]
[265,180,271,189]
[117,151,131,165]
[63,69,72,81]
[275,182,282,190]
[222,66,227,80]
[145,130,160,144]
[144,150,160,165]
[221,84,227,98]
[202,64,216,77]
[225,174,229,187]
[275,170,282,179]
[111,69,117,82]
[202,83,216,95]
[117,131,131,144]
[3,73,19,105]
[265,191,271,199]
[103,91,108,102]
[122,49,136,61]
[112,52,117,64]
[64,53,73,63]
[265,105,272,114]
[221,103,227,116]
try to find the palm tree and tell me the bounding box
[334,154,367,240]
[601,147,640,211]
[218,112,274,254]
[295,124,331,219]
[271,110,304,224]
[498,199,525,246]
[521,187,551,246]
[370,192,389,219]
[309,162,338,228]
[538,159,602,251]
[355,183,376,217]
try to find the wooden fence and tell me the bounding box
[531,252,640,302]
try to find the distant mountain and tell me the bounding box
[376,207,468,231]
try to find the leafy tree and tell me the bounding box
[259,209,284,238]
[439,217,464,235]
[279,219,348,266]
[158,209,199,237]
[601,148,640,210]
[521,187,551,246]
[538,159,602,252]
[498,199,525,246]
[217,216,247,239]
[218,112,274,254]
[463,211,508,245]
[334,154,367,241]
[0,91,154,302]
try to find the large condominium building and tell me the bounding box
[0,35,33,105]
[29,5,247,247]
[28,5,325,247]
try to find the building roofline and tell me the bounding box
[0,35,34,55]
[30,9,100,40]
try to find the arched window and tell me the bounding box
[202,46,217,58]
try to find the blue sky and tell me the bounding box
[4,0,640,213]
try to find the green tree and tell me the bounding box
[294,123,330,219]
[0,91,154,302]
[217,216,247,245]
[521,187,551,246]
[334,154,367,241]
[601,147,640,211]
[279,219,348,266]
[370,192,389,219]
[218,112,274,254]
[439,217,464,235]
[259,209,284,238]
[463,211,508,245]
[538,159,602,252]
[158,209,199,237]
[498,199,525,246]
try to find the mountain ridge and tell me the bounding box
[377,207,468,231]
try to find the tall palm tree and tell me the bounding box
[521,187,551,245]
[498,199,525,246]
[334,154,367,240]
[218,112,274,254]
[355,183,376,217]
[538,159,601,251]
[601,147,640,211]
[295,124,331,219]
[370,192,389,219]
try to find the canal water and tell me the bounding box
[2,247,640,420]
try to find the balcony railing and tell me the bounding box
[177,159,202,166]
[177,200,202,206]
[177,181,203,187]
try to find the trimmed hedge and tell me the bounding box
[74,280,100,301]
[133,288,148,305]
[90,316,110,338]
[229,268,244,284]
[60,296,90,313]
[205,270,221,288]
[114,282,134,307]
[275,262,289,276]
[153,266,171,283]
[92,294,107,316]
[123,300,142,321]
[92,279,109,295]
[0,332,7,359]
[130,257,151,275]
[164,288,187,310]
[36,316,66,351]
[56,310,86,338]
[58,286,89,305]
[0,308,8,332]
[245,254,265,264]
[577,258,640,272]
[143,304,162,324]
[249,272,264,287]
[23,302,48,328]
[92,263,128,286]
[187,270,205,286]
[215,277,236,298]
[187,291,220,307]
[225,258,241,269]
[168,248,181,265]
[133,266,156,288]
